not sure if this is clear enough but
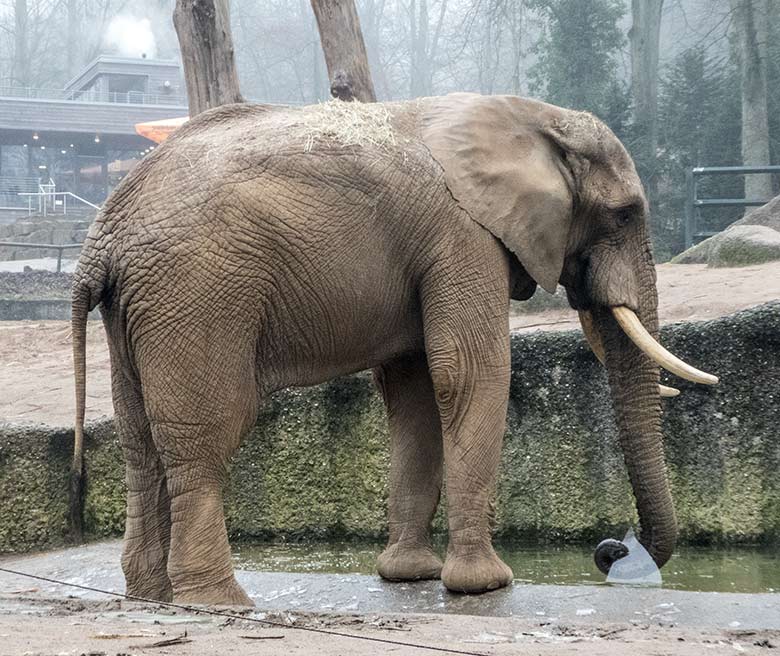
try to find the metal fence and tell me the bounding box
[684,165,780,249]
[0,242,82,272]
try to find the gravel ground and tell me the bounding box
[0,270,72,299]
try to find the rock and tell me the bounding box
[670,239,711,264]
[708,225,780,267]
[672,193,780,267]
[733,194,780,231]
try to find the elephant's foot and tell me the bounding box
[173,575,254,607]
[377,542,443,582]
[441,548,513,594]
[126,574,173,603]
[122,553,174,603]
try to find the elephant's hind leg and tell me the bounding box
[141,340,259,607]
[113,371,173,602]
[374,355,444,582]
[149,408,256,607]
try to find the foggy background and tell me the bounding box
[1,0,777,259]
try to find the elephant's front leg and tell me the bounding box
[374,355,444,582]
[423,285,514,593]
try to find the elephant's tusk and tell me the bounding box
[578,310,606,363]
[658,384,680,397]
[611,306,719,385]
[579,310,681,397]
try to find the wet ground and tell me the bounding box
[233,541,780,594]
[1,541,778,654]
[1,541,778,629]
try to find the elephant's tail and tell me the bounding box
[70,261,104,543]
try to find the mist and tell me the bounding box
[0,0,777,260]
[104,16,158,59]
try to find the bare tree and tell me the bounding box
[730,0,772,201]
[173,0,244,116]
[409,0,447,97]
[310,0,376,102]
[66,0,80,78]
[505,0,525,95]
[630,0,664,200]
[13,0,30,85]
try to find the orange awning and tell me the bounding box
[135,116,189,143]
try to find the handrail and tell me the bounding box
[17,191,100,208]
[0,241,82,249]
[0,241,82,273]
[17,190,101,215]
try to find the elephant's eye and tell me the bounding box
[615,208,633,227]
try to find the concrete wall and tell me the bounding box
[1,302,778,553]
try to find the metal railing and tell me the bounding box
[684,165,780,249]
[0,176,39,210]
[0,85,186,106]
[0,241,82,272]
[17,190,100,216]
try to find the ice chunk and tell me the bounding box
[606,528,662,586]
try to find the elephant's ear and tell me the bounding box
[421,93,574,293]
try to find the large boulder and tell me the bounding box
[708,225,780,267]
[732,193,780,231]
[672,193,780,266]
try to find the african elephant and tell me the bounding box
[70,93,717,606]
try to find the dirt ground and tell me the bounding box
[0,596,776,656]
[510,260,780,333]
[0,319,110,425]
[1,261,779,425]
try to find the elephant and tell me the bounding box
[70,93,717,606]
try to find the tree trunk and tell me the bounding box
[629,0,664,203]
[13,0,30,86]
[310,0,376,102]
[507,1,525,95]
[730,0,773,201]
[173,0,244,117]
[66,0,79,79]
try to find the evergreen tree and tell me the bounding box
[528,0,629,136]
[653,49,741,257]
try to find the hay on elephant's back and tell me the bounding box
[300,100,396,152]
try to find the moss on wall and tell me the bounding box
[1,302,778,553]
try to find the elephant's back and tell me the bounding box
[90,97,457,313]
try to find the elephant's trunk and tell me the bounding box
[591,298,678,575]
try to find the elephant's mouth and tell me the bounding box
[578,306,718,397]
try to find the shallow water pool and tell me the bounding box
[233,541,779,593]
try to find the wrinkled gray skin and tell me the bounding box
[72,96,675,605]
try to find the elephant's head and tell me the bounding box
[422,93,718,574]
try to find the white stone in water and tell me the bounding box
[606,528,663,586]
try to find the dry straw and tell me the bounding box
[301,100,396,152]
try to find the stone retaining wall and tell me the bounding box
[1,303,778,553]
[0,215,91,261]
